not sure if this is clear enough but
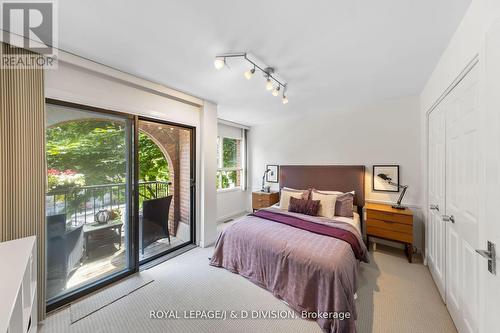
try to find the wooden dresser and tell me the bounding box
[252,191,280,212]
[366,202,414,262]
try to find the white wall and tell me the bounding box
[248,96,424,250]
[216,122,249,222]
[45,51,218,248]
[200,102,218,247]
[216,189,249,222]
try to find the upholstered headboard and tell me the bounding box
[279,165,366,208]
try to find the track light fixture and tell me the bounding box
[214,52,289,104]
[272,86,280,97]
[244,66,255,80]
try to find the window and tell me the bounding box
[217,137,243,190]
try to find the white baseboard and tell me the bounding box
[216,210,250,224]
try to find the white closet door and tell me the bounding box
[428,101,446,301]
[445,65,480,333]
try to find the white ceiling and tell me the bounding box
[55,0,471,125]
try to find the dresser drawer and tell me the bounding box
[366,225,413,243]
[366,218,412,234]
[253,201,271,209]
[252,192,279,210]
[367,209,412,225]
[252,194,272,206]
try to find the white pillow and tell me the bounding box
[314,190,343,195]
[311,191,338,219]
[279,189,307,210]
[314,190,355,196]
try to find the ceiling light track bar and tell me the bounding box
[215,52,287,89]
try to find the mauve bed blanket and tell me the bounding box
[209,207,369,333]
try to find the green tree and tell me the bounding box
[138,132,169,182]
[222,138,237,168]
[46,120,169,186]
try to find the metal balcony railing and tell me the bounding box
[46,181,170,225]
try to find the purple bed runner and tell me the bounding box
[251,210,367,262]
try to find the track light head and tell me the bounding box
[265,78,273,91]
[214,57,225,70]
[272,86,280,96]
[244,67,255,80]
[282,95,289,104]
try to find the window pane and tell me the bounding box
[217,170,240,189]
[45,103,131,302]
[222,138,239,168]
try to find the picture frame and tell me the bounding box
[372,165,400,192]
[266,164,279,183]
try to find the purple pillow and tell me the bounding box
[288,197,321,216]
[335,192,354,217]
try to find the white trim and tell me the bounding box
[217,187,242,193]
[218,119,250,130]
[426,55,479,116]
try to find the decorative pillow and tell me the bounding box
[288,197,321,216]
[335,192,354,217]
[279,188,310,210]
[282,187,310,199]
[310,190,338,219]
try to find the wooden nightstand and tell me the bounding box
[252,191,280,212]
[366,202,414,262]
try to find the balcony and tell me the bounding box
[45,181,184,301]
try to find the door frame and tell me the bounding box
[44,99,197,312]
[135,115,196,266]
[426,103,447,301]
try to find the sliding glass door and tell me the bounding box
[45,100,196,309]
[45,102,134,307]
[137,119,194,263]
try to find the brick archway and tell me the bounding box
[138,130,177,235]
[138,122,190,238]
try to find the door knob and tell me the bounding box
[429,204,439,211]
[442,215,455,223]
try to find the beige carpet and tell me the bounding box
[70,272,154,323]
[40,241,456,333]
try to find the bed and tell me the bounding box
[210,165,368,333]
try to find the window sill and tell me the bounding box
[217,187,243,194]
